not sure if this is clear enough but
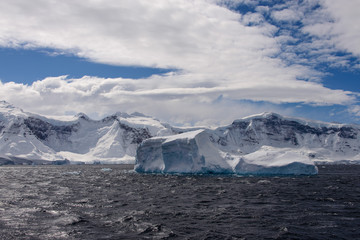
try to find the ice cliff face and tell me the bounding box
[135,113,360,174]
[0,101,175,164]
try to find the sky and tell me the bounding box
[0,0,359,126]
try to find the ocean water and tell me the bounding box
[0,164,359,240]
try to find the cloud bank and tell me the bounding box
[0,0,359,125]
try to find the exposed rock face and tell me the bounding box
[24,117,77,141]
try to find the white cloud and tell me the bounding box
[0,0,249,72]
[0,74,356,125]
[323,0,360,56]
[271,9,302,22]
[348,105,360,121]
[262,0,360,70]
[0,0,359,125]
[302,0,360,57]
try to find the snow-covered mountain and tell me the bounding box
[0,101,178,165]
[212,112,360,163]
[135,112,360,174]
[2,100,360,168]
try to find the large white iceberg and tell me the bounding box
[135,129,318,175]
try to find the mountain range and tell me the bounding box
[1,100,359,165]
[0,101,184,165]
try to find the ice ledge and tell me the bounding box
[134,130,318,175]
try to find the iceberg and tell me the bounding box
[135,130,318,175]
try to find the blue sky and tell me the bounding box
[0,0,359,126]
[0,48,170,84]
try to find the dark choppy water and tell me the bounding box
[0,165,359,240]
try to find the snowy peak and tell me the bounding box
[0,100,16,109]
[112,111,149,118]
[130,112,148,117]
[230,112,357,140]
[238,112,282,121]
[235,112,348,129]
[0,100,27,119]
[75,112,91,121]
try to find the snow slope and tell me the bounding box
[0,101,175,164]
